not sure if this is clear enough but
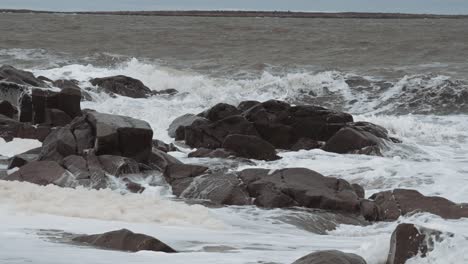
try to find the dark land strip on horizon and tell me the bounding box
[1,9,468,19]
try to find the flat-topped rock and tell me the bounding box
[86,111,153,163]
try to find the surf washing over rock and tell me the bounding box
[1,14,468,264]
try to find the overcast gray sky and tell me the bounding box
[1,0,468,15]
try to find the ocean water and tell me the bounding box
[1,13,468,264]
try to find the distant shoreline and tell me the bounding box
[1,9,468,19]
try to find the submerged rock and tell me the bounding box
[72,229,176,253]
[90,75,152,98]
[292,250,367,264]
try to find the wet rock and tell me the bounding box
[0,115,50,142]
[237,100,260,112]
[98,155,140,177]
[369,189,468,220]
[72,229,176,253]
[181,173,252,205]
[86,111,153,163]
[152,139,178,153]
[345,76,372,88]
[167,113,208,139]
[152,88,178,96]
[185,115,259,149]
[61,155,91,180]
[0,65,47,87]
[290,138,323,151]
[90,75,152,98]
[31,87,81,125]
[84,151,109,189]
[292,250,367,264]
[199,103,241,122]
[222,134,280,161]
[4,160,76,187]
[322,122,391,155]
[188,148,234,159]
[239,168,361,212]
[148,148,182,171]
[44,108,72,127]
[53,79,92,101]
[0,100,17,118]
[7,147,40,169]
[69,116,94,154]
[254,122,296,149]
[0,82,32,122]
[386,224,427,264]
[124,180,145,193]
[163,163,208,183]
[38,127,77,162]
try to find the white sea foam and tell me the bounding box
[0,138,42,157]
[0,180,224,228]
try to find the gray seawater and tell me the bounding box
[1,13,468,264]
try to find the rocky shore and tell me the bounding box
[1,64,466,263]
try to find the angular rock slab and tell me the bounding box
[4,160,76,187]
[87,111,153,163]
[72,229,176,253]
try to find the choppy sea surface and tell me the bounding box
[1,13,468,264]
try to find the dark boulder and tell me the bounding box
[0,100,17,118]
[0,65,47,87]
[90,75,152,98]
[239,168,361,212]
[290,138,323,151]
[31,87,81,124]
[181,173,252,205]
[152,88,178,96]
[72,229,176,253]
[184,115,259,149]
[254,122,296,149]
[69,115,94,154]
[124,179,146,193]
[98,155,140,177]
[167,113,208,139]
[199,103,241,122]
[38,127,77,162]
[4,160,76,187]
[53,79,92,101]
[322,122,392,155]
[44,108,72,127]
[292,250,367,264]
[86,111,153,163]
[61,155,91,180]
[0,115,50,142]
[237,100,260,112]
[222,134,280,161]
[148,148,182,171]
[369,189,468,220]
[163,163,209,196]
[386,224,426,264]
[152,139,178,153]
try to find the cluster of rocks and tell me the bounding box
[1,65,465,263]
[169,100,400,160]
